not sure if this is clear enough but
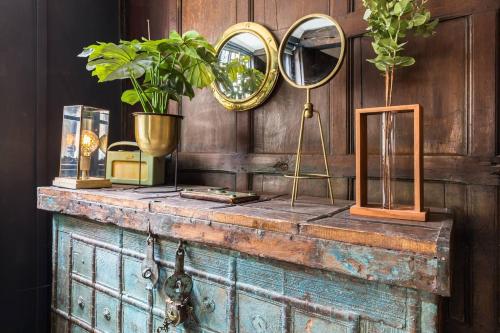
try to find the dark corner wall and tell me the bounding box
[0,1,122,331]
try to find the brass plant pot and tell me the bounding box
[133,112,183,157]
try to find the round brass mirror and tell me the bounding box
[279,14,345,89]
[278,14,346,207]
[212,22,279,111]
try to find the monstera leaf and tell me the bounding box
[79,30,221,113]
[79,43,154,82]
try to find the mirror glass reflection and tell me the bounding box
[216,32,267,100]
[281,17,342,87]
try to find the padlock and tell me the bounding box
[164,241,193,302]
[157,241,194,332]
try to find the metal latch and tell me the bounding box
[141,229,159,290]
[157,240,193,332]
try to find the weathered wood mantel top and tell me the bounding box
[37,185,452,296]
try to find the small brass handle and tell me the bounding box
[103,307,111,321]
[77,296,85,309]
[202,297,215,313]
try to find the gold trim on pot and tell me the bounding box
[133,112,183,157]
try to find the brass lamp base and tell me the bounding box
[287,88,334,207]
[53,177,112,189]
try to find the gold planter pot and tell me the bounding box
[133,112,183,157]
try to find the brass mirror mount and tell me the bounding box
[286,88,334,207]
[279,14,346,207]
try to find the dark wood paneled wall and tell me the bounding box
[0,0,49,329]
[0,1,122,331]
[126,1,500,332]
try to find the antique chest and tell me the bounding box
[37,186,452,333]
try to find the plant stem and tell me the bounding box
[131,75,154,113]
[389,65,394,107]
[385,69,390,107]
[382,65,395,209]
[129,76,149,113]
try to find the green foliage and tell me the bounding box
[216,55,265,99]
[78,31,221,114]
[363,0,438,73]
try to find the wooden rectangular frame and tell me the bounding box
[350,104,428,222]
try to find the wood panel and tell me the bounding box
[125,1,500,332]
[254,0,330,31]
[252,0,332,156]
[180,0,238,154]
[358,17,469,156]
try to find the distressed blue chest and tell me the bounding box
[39,187,452,333]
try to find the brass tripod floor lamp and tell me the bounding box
[277,14,346,206]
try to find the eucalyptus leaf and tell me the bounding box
[363,0,437,73]
[412,13,427,26]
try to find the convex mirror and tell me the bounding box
[212,22,279,111]
[279,14,345,89]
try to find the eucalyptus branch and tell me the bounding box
[362,0,438,105]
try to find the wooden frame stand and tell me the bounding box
[350,104,428,222]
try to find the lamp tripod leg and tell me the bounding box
[291,109,307,207]
[316,111,334,205]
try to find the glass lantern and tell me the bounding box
[53,105,111,189]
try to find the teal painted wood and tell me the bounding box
[51,214,439,333]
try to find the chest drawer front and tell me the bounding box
[96,247,120,290]
[123,255,149,301]
[191,278,228,333]
[95,291,119,333]
[123,303,149,333]
[72,239,93,279]
[237,292,282,333]
[71,281,93,325]
[292,309,359,333]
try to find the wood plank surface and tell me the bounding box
[37,185,452,296]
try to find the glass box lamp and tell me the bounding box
[53,105,112,189]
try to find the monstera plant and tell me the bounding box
[79,31,222,156]
[362,0,438,208]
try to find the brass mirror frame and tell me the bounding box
[212,22,279,111]
[278,13,346,90]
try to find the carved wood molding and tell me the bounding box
[177,152,500,186]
